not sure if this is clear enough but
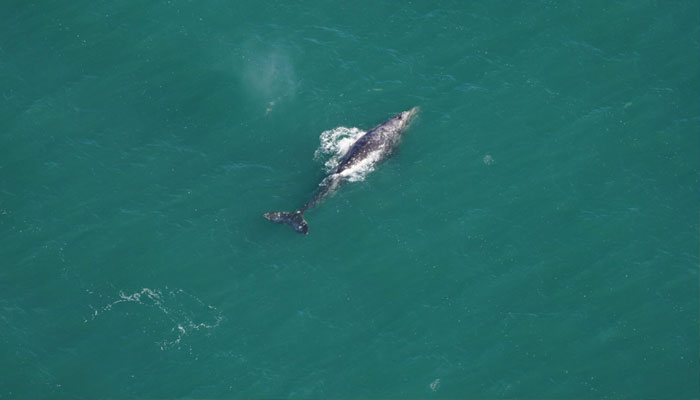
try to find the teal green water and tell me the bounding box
[1,1,698,398]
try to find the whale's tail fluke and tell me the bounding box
[263,211,308,235]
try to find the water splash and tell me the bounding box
[430,378,441,391]
[314,126,366,172]
[313,126,381,182]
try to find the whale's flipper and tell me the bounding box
[263,211,308,235]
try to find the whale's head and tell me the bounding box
[395,106,419,131]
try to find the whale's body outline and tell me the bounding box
[264,107,419,234]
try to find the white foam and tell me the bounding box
[314,126,365,172]
[314,126,382,182]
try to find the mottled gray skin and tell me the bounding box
[264,107,418,235]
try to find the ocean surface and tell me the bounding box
[1,1,698,398]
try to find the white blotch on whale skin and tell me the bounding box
[338,149,383,182]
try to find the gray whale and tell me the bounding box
[264,107,419,234]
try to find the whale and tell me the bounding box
[264,107,419,234]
